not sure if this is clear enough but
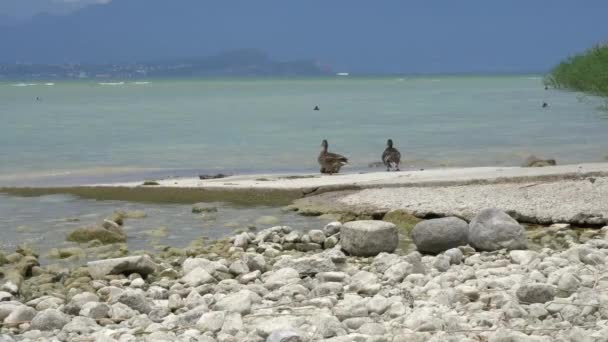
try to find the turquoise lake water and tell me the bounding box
[1,76,607,186]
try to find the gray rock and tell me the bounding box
[267,329,302,342]
[0,302,21,321]
[383,262,413,283]
[181,267,215,287]
[509,250,539,265]
[273,255,336,276]
[516,284,556,304]
[79,302,110,319]
[214,290,252,315]
[411,217,469,254]
[469,208,527,251]
[182,258,228,275]
[324,236,339,249]
[333,294,368,320]
[87,255,159,279]
[3,305,36,325]
[349,271,380,295]
[444,248,464,265]
[116,290,152,314]
[221,312,243,336]
[317,272,348,283]
[234,233,249,248]
[324,222,342,236]
[308,230,326,244]
[62,317,99,335]
[110,302,138,321]
[433,255,451,272]
[243,253,266,272]
[489,328,551,341]
[341,220,398,256]
[295,242,322,252]
[366,295,390,315]
[197,311,225,333]
[372,253,401,273]
[30,309,69,331]
[229,260,250,275]
[557,273,581,296]
[358,322,386,335]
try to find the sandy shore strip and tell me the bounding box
[2,163,608,213]
[93,162,608,190]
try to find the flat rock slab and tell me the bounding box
[341,221,398,257]
[87,255,159,279]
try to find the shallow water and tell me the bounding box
[1,76,607,186]
[0,193,331,264]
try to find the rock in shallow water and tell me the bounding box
[341,220,398,256]
[469,208,527,251]
[87,255,159,279]
[411,217,469,254]
[66,225,126,244]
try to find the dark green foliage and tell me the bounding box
[545,44,608,97]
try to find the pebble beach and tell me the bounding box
[1,163,608,341]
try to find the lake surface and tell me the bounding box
[0,193,331,264]
[1,76,607,186]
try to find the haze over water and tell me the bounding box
[1,76,607,186]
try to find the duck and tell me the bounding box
[382,139,401,171]
[318,139,348,174]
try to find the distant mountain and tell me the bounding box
[2,0,608,73]
[0,49,332,79]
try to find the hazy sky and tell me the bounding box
[1,0,608,74]
[0,0,109,19]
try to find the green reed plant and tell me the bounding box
[544,44,608,97]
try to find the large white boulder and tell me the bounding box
[341,220,398,256]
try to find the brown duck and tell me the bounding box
[382,138,401,171]
[318,139,348,174]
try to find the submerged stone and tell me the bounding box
[66,225,127,244]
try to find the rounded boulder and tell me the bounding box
[469,208,527,251]
[341,220,398,257]
[411,217,469,254]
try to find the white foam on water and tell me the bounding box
[11,83,39,87]
[44,83,55,86]
[98,82,125,86]
[133,81,151,85]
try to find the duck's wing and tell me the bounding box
[382,148,390,165]
[324,152,348,164]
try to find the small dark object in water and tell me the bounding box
[142,181,160,186]
[199,174,229,180]
[542,102,549,108]
[523,155,556,167]
[36,97,41,101]
[545,86,549,90]
[314,106,320,111]
[588,177,596,184]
